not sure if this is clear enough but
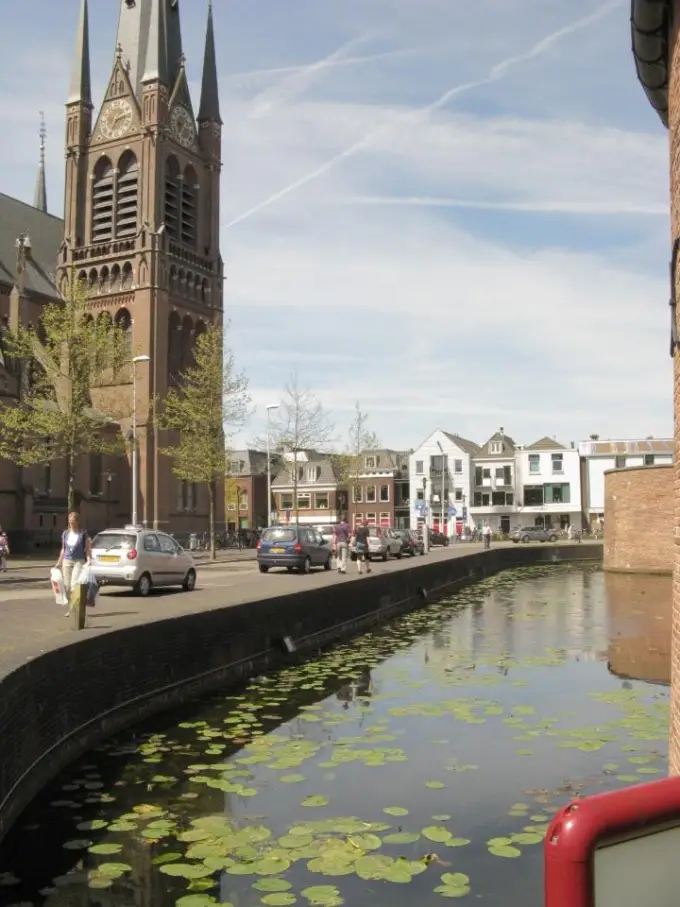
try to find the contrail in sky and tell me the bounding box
[229,48,416,87]
[248,32,377,119]
[224,0,623,229]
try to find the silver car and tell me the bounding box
[510,526,558,544]
[90,527,197,596]
[352,526,403,561]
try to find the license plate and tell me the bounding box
[271,547,285,553]
[98,555,120,563]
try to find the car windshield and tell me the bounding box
[367,527,380,537]
[262,528,297,542]
[92,532,136,551]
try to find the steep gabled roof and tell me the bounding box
[0,193,63,299]
[272,457,343,488]
[526,436,567,451]
[475,430,517,460]
[441,431,481,456]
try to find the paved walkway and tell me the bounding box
[0,542,601,684]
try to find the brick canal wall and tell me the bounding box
[605,571,671,685]
[0,543,601,845]
[603,465,673,575]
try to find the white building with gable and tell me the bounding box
[514,436,582,530]
[409,429,480,535]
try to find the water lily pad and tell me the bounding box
[87,875,113,889]
[77,819,108,831]
[63,839,92,851]
[160,864,214,879]
[301,885,343,906]
[253,855,291,875]
[489,844,521,858]
[152,853,183,865]
[383,807,409,816]
[425,780,446,789]
[383,832,420,845]
[98,863,132,877]
[279,775,306,783]
[261,895,297,906]
[253,879,293,892]
[175,896,219,907]
[108,821,137,832]
[447,837,471,848]
[511,832,543,845]
[422,826,452,844]
[432,814,451,821]
[301,796,330,808]
[434,871,472,898]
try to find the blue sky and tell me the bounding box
[0,0,672,450]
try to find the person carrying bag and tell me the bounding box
[54,512,92,625]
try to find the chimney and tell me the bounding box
[589,434,599,441]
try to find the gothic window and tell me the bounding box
[110,264,121,291]
[77,269,87,288]
[168,311,182,384]
[114,308,132,363]
[181,166,198,247]
[201,278,209,303]
[186,271,193,296]
[99,266,110,294]
[96,311,113,370]
[180,315,193,371]
[121,262,133,289]
[116,151,139,238]
[164,156,181,240]
[92,157,114,242]
[194,320,207,359]
[169,265,178,292]
[194,275,201,299]
[88,268,98,293]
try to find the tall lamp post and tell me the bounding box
[422,476,429,554]
[266,403,280,527]
[131,354,151,526]
[436,440,448,537]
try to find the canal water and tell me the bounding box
[0,564,670,907]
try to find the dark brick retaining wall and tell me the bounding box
[0,543,601,845]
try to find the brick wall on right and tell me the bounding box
[604,465,673,574]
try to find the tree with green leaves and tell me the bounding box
[157,324,250,559]
[0,281,128,510]
[337,401,381,523]
[265,374,335,524]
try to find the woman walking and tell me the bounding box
[0,526,9,572]
[55,512,92,616]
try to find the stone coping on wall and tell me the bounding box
[0,543,602,846]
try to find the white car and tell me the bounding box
[90,526,197,597]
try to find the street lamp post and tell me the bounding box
[131,354,151,526]
[266,404,280,527]
[422,476,429,554]
[436,440,448,537]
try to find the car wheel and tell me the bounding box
[182,569,196,592]
[300,557,311,574]
[521,535,530,544]
[444,538,450,547]
[258,564,269,573]
[324,556,332,571]
[396,549,403,559]
[549,534,557,542]
[512,539,519,544]
[134,572,152,597]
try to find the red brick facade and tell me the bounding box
[603,465,673,574]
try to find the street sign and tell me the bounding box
[448,507,457,517]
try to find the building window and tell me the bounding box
[544,483,571,505]
[415,460,423,474]
[228,501,236,511]
[483,468,491,479]
[297,493,311,509]
[492,492,505,506]
[316,492,329,509]
[523,486,544,507]
[473,492,482,507]
[353,485,363,503]
[482,494,490,506]
[475,466,482,486]
[116,151,139,238]
[365,456,376,468]
[177,480,184,511]
[366,485,377,503]
[551,453,563,474]
[280,493,293,511]
[454,459,462,473]
[615,456,626,468]
[164,159,198,248]
[495,467,504,481]
[187,482,196,511]
[529,454,540,474]
[380,512,390,527]
[506,493,514,505]
[490,441,502,454]
[307,466,321,482]
[644,454,655,466]
[366,513,377,525]
[416,489,424,501]
[430,455,444,473]
[455,488,463,502]
[239,490,248,509]
[504,465,512,485]
[379,484,390,502]
[92,157,114,242]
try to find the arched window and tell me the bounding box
[121,262,133,289]
[194,275,201,299]
[201,278,209,303]
[164,156,181,240]
[99,266,110,294]
[88,268,98,292]
[92,157,114,242]
[110,264,121,291]
[180,315,193,371]
[96,311,113,370]
[114,308,132,364]
[116,151,139,238]
[181,165,198,247]
[77,270,87,289]
[169,265,178,292]
[186,271,193,296]
[168,311,182,384]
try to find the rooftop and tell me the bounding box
[631,0,670,126]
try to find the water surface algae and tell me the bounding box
[0,565,668,906]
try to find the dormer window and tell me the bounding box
[307,466,322,482]
[365,456,375,468]
[490,441,502,454]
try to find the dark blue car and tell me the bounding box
[257,525,333,574]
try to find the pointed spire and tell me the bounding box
[198,1,221,124]
[142,0,168,85]
[33,113,47,213]
[68,0,92,105]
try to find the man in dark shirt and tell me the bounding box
[354,521,371,575]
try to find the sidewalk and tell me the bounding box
[0,548,256,585]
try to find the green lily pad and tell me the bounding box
[160,864,214,879]
[489,844,521,858]
[152,852,183,865]
[88,875,113,889]
[261,895,297,906]
[383,832,420,845]
[253,879,293,892]
[301,796,330,808]
[253,855,291,875]
[432,814,451,821]
[98,863,133,878]
[511,832,543,845]
[301,885,343,906]
[76,819,108,831]
[447,837,471,847]
[516,749,534,756]
[108,821,137,832]
[383,807,409,816]
[425,780,446,789]
[422,826,452,844]
[279,774,306,783]
[175,896,220,907]
[63,839,92,850]
[87,842,123,855]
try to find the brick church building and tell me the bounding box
[0,0,225,548]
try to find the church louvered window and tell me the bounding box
[92,157,114,242]
[116,152,139,238]
[164,157,198,247]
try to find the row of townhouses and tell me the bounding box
[225,430,673,535]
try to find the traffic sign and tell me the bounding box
[448,507,457,517]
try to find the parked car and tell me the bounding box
[510,526,558,544]
[90,526,197,597]
[426,529,450,547]
[313,524,337,545]
[395,529,425,556]
[350,526,403,561]
[257,525,332,574]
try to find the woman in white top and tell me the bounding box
[55,511,92,607]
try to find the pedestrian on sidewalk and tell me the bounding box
[333,517,350,575]
[0,526,9,572]
[354,521,372,575]
[55,512,92,616]
[482,520,492,550]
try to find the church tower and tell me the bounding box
[58,0,224,531]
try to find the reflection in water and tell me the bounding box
[605,572,671,685]
[0,565,669,907]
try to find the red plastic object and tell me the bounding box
[544,776,680,907]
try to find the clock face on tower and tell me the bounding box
[170,105,196,148]
[99,99,134,141]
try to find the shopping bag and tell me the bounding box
[50,567,68,606]
[78,565,99,608]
